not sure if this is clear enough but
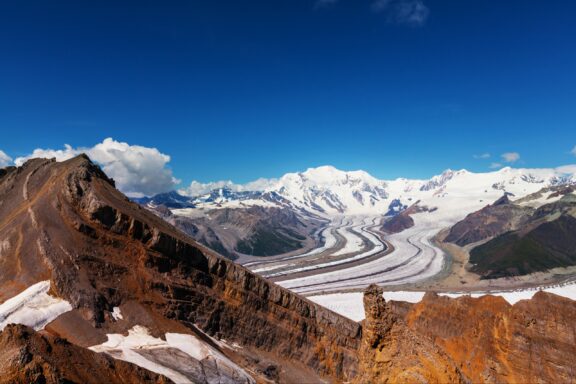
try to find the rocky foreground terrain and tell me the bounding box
[0,156,575,383]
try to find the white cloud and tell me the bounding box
[181,180,236,196]
[571,146,576,156]
[0,150,12,167]
[372,0,430,25]
[501,152,520,163]
[556,165,576,175]
[14,138,179,197]
[473,153,491,159]
[489,162,503,169]
[15,144,80,164]
[180,177,278,197]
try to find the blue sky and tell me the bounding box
[1,0,575,193]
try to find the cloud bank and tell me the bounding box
[179,177,278,197]
[14,138,179,197]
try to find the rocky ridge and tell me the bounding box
[1,156,576,383]
[0,156,360,382]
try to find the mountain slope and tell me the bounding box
[151,205,325,259]
[467,193,576,278]
[444,194,534,246]
[0,156,361,382]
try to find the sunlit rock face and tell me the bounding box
[1,156,576,383]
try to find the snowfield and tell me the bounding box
[0,281,72,331]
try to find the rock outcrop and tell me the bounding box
[405,291,576,383]
[355,285,465,383]
[0,324,171,384]
[381,201,433,234]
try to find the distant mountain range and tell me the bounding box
[141,165,576,217]
[135,165,576,275]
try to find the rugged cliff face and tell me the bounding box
[355,285,576,384]
[355,285,466,384]
[0,156,360,382]
[404,292,576,383]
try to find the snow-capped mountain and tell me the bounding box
[133,190,195,208]
[419,169,460,191]
[266,166,389,215]
[161,165,576,218]
[192,186,263,204]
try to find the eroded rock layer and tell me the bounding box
[0,156,360,382]
[404,291,576,383]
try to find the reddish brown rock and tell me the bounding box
[0,324,171,384]
[405,291,576,383]
[355,285,466,383]
[0,156,360,382]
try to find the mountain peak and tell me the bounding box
[299,165,378,185]
[0,155,362,382]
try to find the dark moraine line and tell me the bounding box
[283,230,436,292]
[296,233,447,295]
[269,222,390,282]
[267,220,383,280]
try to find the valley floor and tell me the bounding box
[244,216,576,321]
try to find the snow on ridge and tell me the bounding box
[177,164,576,217]
[90,325,255,384]
[0,280,72,331]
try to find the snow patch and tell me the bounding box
[90,325,255,384]
[0,281,72,331]
[112,307,123,321]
